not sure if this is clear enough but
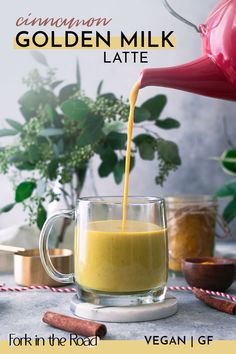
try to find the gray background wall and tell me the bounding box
[0,0,236,237]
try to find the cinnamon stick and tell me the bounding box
[42,311,107,338]
[192,287,236,315]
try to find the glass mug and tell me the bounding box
[39,196,168,306]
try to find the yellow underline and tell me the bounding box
[13,35,176,50]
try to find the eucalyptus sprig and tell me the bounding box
[214,148,236,223]
[0,52,181,232]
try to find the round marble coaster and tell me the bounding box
[70,294,177,322]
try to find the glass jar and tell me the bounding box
[166,195,218,273]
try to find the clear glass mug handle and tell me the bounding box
[39,209,75,284]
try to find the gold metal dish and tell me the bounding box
[0,245,73,286]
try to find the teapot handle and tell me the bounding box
[163,0,201,33]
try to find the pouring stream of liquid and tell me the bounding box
[122,81,140,230]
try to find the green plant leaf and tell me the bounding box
[134,106,151,123]
[18,89,57,120]
[100,93,117,103]
[95,145,108,158]
[77,115,104,148]
[76,166,87,189]
[97,80,103,96]
[215,180,236,197]
[16,161,35,171]
[30,51,48,66]
[113,157,135,184]
[221,149,236,176]
[102,121,125,135]
[0,203,15,213]
[98,149,118,177]
[20,106,31,121]
[48,159,59,180]
[155,117,180,129]
[141,95,167,119]
[50,80,64,89]
[59,84,79,103]
[0,129,18,137]
[37,203,47,229]
[113,160,124,184]
[138,141,155,160]
[98,162,112,177]
[28,145,41,162]
[157,139,181,165]
[15,181,36,202]
[223,197,236,223]
[38,128,64,137]
[99,147,117,163]
[129,155,135,172]
[9,151,36,170]
[133,134,156,146]
[106,131,127,150]
[61,98,89,125]
[5,119,23,132]
[133,134,156,160]
[9,151,25,163]
[76,58,81,89]
[44,104,54,122]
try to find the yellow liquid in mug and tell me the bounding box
[75,220,167,293]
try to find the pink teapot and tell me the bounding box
[139,0,236,101]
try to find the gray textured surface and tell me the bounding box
[0,273,235,340]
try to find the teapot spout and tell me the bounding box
[139,55,236,101]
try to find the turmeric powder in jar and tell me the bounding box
[166,196,217,272]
